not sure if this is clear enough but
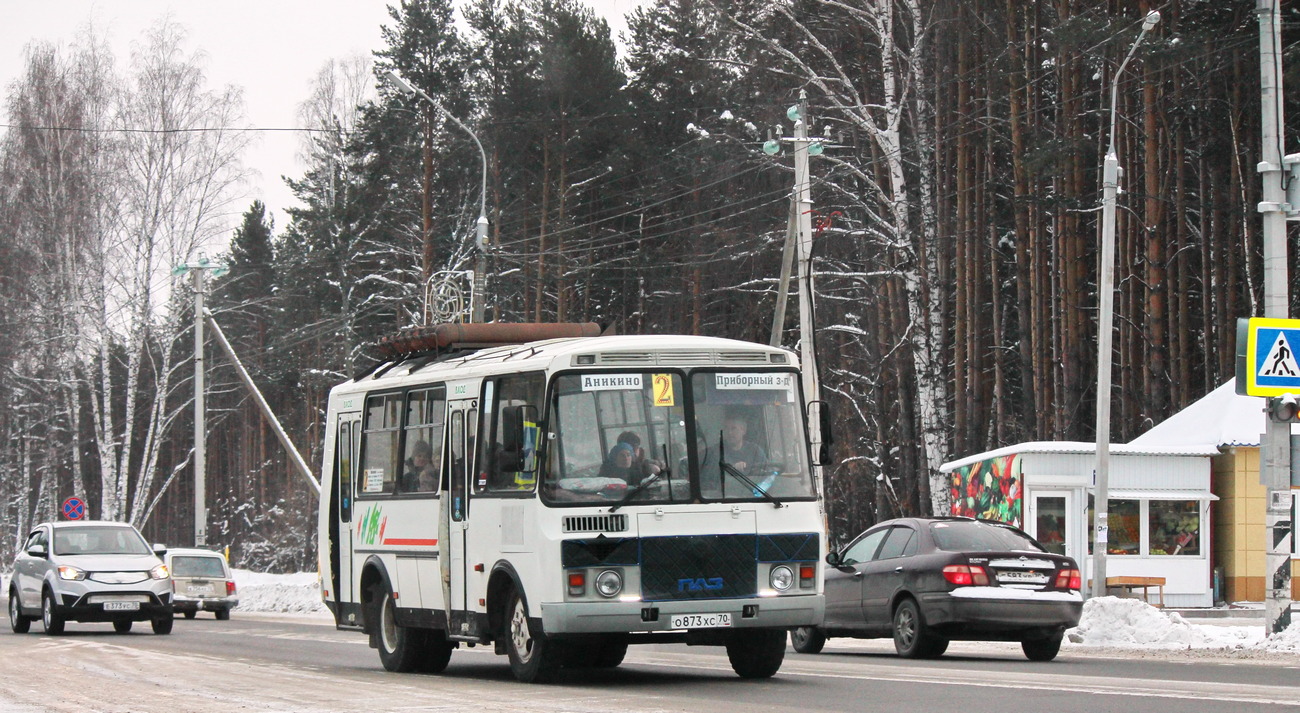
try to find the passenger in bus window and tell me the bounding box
[599,431,662,484]
[402,440,436,492]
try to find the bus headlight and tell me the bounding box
[595,570,623,598]
[770,565,794,592]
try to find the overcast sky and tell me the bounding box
[0,0,648,235]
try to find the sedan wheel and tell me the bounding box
[113,620,133,634]
[41,592,65,636]
[789,626,826,654]
[152,615,173,635]
[9,592,31,634]
[892,598,943,658]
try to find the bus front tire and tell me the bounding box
[726,629,786,678]
[375,585,423,672]
[504,589,564,683]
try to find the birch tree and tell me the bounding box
[88,19,248,524]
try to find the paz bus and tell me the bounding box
[316,323,826,682]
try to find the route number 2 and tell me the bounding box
[653,374,675,407]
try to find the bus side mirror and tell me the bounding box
[806,400,834,466]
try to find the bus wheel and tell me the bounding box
[418,628,455,673]
[375,585,424,672]
[726,629,786,679]
[504,589,563,683]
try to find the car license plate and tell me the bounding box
[103,601,140,611]
[998,571,1047,584]
[670,612,732,629]
[188,584,215,596]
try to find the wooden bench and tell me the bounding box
[1089,576,1166,607]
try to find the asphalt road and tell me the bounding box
[2,612,1299,713]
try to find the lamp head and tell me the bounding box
[1141,10,1160,31]
[384,69,416,96]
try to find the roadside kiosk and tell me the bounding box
[939,442,1219,608]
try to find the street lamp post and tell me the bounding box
[1093,10,1159,599]
[385,69,489,323]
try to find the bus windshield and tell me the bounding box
[543,370,815,505]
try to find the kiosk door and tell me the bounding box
[1028,490,1076,559]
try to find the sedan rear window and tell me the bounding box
[172,556,227,578]
[929,521,1043,553]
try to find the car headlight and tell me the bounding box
[770,565,794,592]
[150,564,170,580]
[57,565,86,581]
[594,570,623,598]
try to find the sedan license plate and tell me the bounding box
[670,612,732,629]
[187,584,215,596]
[997,570,1047,584]
[103,601,140,612]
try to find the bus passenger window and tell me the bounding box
[401,387,446,494]
[360,393,402,495]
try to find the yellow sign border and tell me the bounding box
[1243,317,1300,397]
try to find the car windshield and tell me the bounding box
[542,370,815,505]
[53,526,152,556]
[929,521,1044,553]
[171,555,226,577]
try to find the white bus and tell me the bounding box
[317,323,826,682]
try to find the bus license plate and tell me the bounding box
[670,612,732,629]
[103,602,140,611]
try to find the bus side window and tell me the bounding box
[359,393,402,495]
[477,373,544,493]
[337,420,353,521]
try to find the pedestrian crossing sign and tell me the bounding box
[1238,317,1300,396]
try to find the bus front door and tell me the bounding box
[445,400,477,639]
[333,414,361,627]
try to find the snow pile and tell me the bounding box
[1068,596,1264,649]
[233,570,326,614]
[1261,619,1300,653]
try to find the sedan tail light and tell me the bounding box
[1053,568,1082,590]
[226,580,237,596]
[942,564,989,586]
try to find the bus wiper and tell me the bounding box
[719,431,783,508]
[608,471,662,513]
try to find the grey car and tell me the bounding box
[9,521,174,635]
[791,517,1082,661]
[166,547,238,620]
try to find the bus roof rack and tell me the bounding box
[357,322,605,380]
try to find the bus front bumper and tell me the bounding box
[539,594,824,635]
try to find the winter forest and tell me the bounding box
[3,0,1298,569]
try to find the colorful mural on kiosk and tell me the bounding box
[948,454,1022,527]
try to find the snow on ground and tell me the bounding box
[231,569,326,614]
[1066,596,1265,649]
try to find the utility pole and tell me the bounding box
[173,256,227,548]
[1256,0,1291,636]
[193,268,206,547]
[1092,10,1160,600]
[792,94,821,458]
[763,92,826,499]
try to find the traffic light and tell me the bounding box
[1269,394,1300,422]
